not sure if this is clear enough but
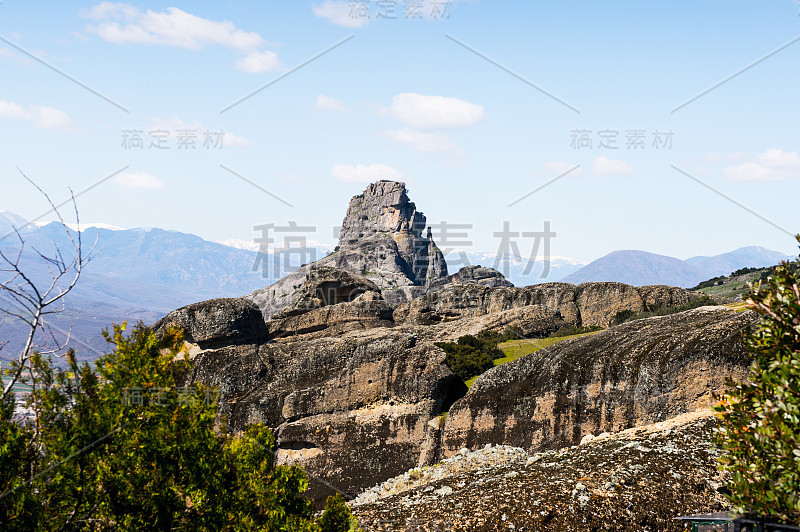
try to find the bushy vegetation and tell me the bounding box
[0,323,360,531]
[435,329,519,381]
[611,295,717,326]
[714,237,800,524]
[692,265,800,292]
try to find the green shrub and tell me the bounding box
[435,329,509,381]
[714,236,800,524]
[318,494,361,532]
[0,323,360,531]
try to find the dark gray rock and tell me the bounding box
[153,297,267,349]
[247,181,448,318]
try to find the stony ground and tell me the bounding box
[352,409,731,531]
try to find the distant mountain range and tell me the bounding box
[0,213,277,360]
[562,247,793,287]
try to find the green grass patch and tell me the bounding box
[495,332,601,366]
[461,331,601,391]
[698,281,751,299]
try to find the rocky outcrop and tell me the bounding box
[440,306,755,456]
[153,297,267,349]
[393,281,700,328]
[638,284,701,310]
[157,181,733,512]
[353,409,731,531]
[180,294,561,503]
[427,265,514,292]
[575,282,645,327]
[247,181,448,319]
[335,180,447,291]
[266,291,394,339]
[186,326,463,502]
[393,283,577,327]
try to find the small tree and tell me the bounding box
[714,235,800,524]
[0,323,361,530]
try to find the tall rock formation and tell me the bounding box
[248,181,448,319]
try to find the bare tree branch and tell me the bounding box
[1,173,95,410]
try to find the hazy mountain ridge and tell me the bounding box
[563,247,794,287]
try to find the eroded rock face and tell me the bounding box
[187,327,463,501]
[266,292,394,340]
[247,181,449,318]
[153,298,267,349]
[393,281,699,328]
[638,284,700,310]
[170,294,746,506]
[575,282,645,327]
[393,284,577,327]
[336,180,447,290]
[441,306,755,456]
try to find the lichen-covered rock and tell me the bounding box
[441,306,755,456]
[153,297,267,349]
[575,282,645,327]
[638,284,702,310]
[353,409,732,531]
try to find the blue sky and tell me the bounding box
[1,0,799,262]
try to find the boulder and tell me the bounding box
[153,297,267,349]
[427,265,514,292]
[638,284,703,310]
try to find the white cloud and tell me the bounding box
[592,156,635,177]
[112,171,165,189]
[388,93,485,129]
[542,161,582,176]
[0,100,76,131]
[31,106,74,130]
[315,94,351,113]
[723,149,800,182]
[235,50,283,73]
[756,148,800,169]
[311,1,370,28]
[0,100,30,120]
[81,2,140,21]
[332,163,404,183]
[83,3,278,72]
[386,128,462,154]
